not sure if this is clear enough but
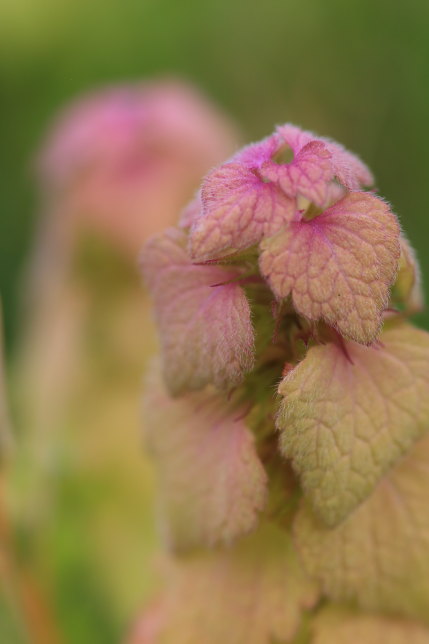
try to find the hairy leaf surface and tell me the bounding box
[144,371,267,550]
[278,124,374,190]
[190,162,294,260]
[277,324,429,525]
[260,192,400,344]
[261,140,333,207]
[294,432,429,621]
[141,228,254,394]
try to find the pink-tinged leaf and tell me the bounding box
[278,123,374,189]
[295,431,429,622]
[179,194,201,228]
[312,605,429,644]
[190,162,295,261]
[277,324,429,526]
[233,133,282,168]
[144,369,268,550]
[260,192,401,344]
[141,228,254,395]
[392,236,424,313]
[135,523,319,644]
[261,141,334,207]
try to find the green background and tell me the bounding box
[1,0,429,349]
[1,2,429,642]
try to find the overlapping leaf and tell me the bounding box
[260,192,400,344]
[190,125,375,262]
[261,140,334,207]
[294,430,429,622]
[179,193,201,228]
[312,606,429,644]
[132,523,319,644]
[277,323,429,526]
[190,162,295,260]
[278,124,374,190]
[144,369,267,550]
[141,228,254,395]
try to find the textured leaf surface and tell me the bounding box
[261,140,334,207]
[278,123,374,189]
[179,193,201,228]
[190,162,295,260]
[277,324,429,525]
[233,133,281,168]
[260,192,400,344]
[141,228,254,395]
[144,370,267,550]
[312,606,429,644]
[294,432,429,621]
[135,523,319,644]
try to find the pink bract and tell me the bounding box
[190,123,374,263]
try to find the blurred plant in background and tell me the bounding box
[8,80,238,643]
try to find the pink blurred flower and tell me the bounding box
[37,80,238,255]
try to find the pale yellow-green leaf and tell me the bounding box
[277,323,429,525]
[294,433,429,622]
[133,523,320,644]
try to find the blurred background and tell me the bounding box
[1,0,429,642]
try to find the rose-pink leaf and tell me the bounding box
[278,124,374,189]
[190,162,295,261]
[261,141,333,207]
[179,193,202,228]
[141,228,254,395]
[144,370,268,550]
[260,192,400,344]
